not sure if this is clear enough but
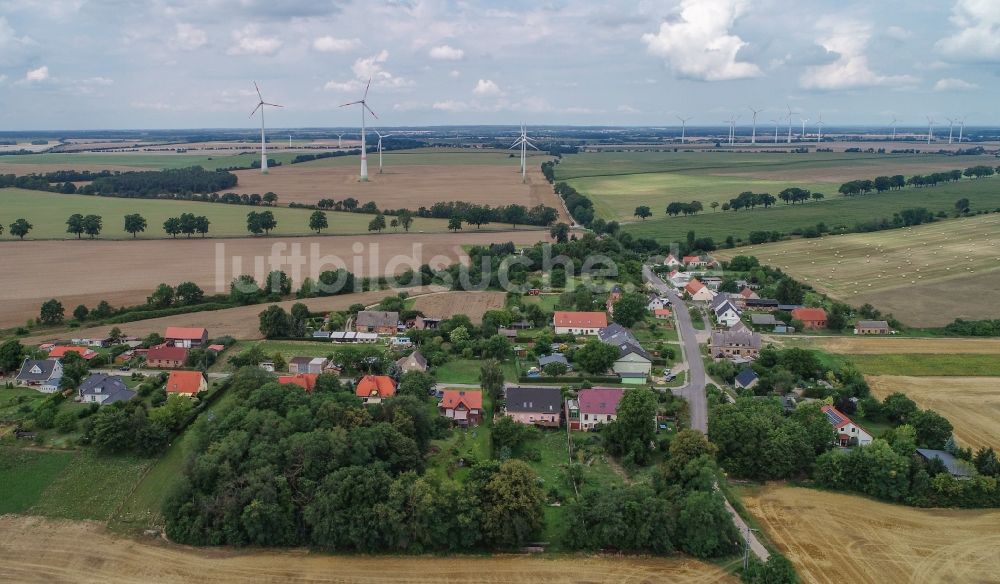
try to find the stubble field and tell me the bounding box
[0,515,737,584]
[0,230,547,329]
[782,336,1000,354]
[868,375,1000,449]
[716,213,1000,326]
[409,290,507,322]
[742,484,1000,584]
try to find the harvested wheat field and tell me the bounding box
[0,162,158,175]
[719,214,1000,326]
[782,336,1000,355]
[0,516,736,584]
[868,375,1000,450]
[231,156,562,218]
[742,484,1000,584]
[0,230,547,329]
[409,291,507,322]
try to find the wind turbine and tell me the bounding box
[816,114,824,143]
[957,116,966,143]
[339,78,377,181]
[374,130,392,174]
[926,116,935,145]
[726,115,740,145]
[337,134,343,148]
[677,115,692,144]
[771,118,781,143]
[249,81,282,175]
[748,107,763,144]
[800,117,809,140]
[509,125,539,182]
[786,105,794,144]
[946,118,955,144]
[890,117,898,141]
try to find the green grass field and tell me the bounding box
[0,151,302,171]
[0,448,75,514]
[623,177,1000,244]
[0,386,47,423]
[0,188,453,239]
[846,354,1000,376]
[26,449,154,520]
[434,359,520,384]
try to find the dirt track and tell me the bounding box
[0,231,547,329]
[0,516,736,584]
[743,485,1000,584]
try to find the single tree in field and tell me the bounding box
[398,210,414,232]
[179,212,197,237]
[955,198,971,213]
[66,213,85,239]
[194,215,210,237]
[73,304,89,321]
[390,218,399,231]
[633,205,652,221]
[309,210,329,234]
[175,282,204,305]
[367,214,387,233]
[710,201,720,212]
[502,204,527,229]
[9,219,32,240]
[124,213,147,238]
[82,214,103,239]
[549,222,569,243]
[811,192,825,202]
[163,217,182,238]
[39,299,64,325]
[447,215,463,232]
[262,192,278,206]
[257,210,277,234]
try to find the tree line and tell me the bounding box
[838,165,998,196]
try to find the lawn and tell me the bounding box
[522,293,561,313]
[845,353,1000,376]
[434,359,520,384]
[622,175,1000,244]
[28,449,154,521]
[0,151,302,171]
[0,188,452,240]
[0,447,75,514]
[0,386,47,423]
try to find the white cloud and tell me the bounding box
[433,100,471,112]
[472,79,501,96]
[83,76,114,86]
[0,16,36,66]
[641,0,761,81]
[25,65,49,82]
[936,0,1000,62]
[130,101,185,111]
[323,79,362,92]
[934,77,979,91]
[172,23,207,51]
[429,44,464,60]
[227,25,282,56]
[885,26,912,41]
[449,70,461,78]
[617,105,640,114]
[800,20,918,90]
[324,50,411,92]
[0,74,7,84]
[313,36,360,53]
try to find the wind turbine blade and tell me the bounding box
[340,101,361,107]
[253,81,262,102]
[527,141,540,151]
[364,102,378,119]
[363,77,372,100]
[249,103,262,118]
[264,102,283,108]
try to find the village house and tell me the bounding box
[685,278,717,302]
[48,346,98,360]
[711,296,742,327]
[750,313,780,327]
[682,255,717,268]
[78,374,136,405]
[553,311,608,335]
[538,352,570,371]
[504,386,562,427]
[821,405,873,447]
[438,389,483,427]
[915,449,974,478]
[565,388,624,431]
[413,316,443,330]
[734,368,759,391]
[164,326,209,348]
[396,350,429,374]
[855,320,891,335]
[146,345,188,369]
[14,359,63,393]
[289,356,328,375]
[654,308,672,320]
[597,324,652,379]
[791,307,828,330]
[647,296,669,311]
[668,270,691,288]
[165,370,207,397]
[710,329,763,360]
[663,253,681,268]
[701,276,723,290]
[355,311,399,334]
[278,373,319,391]
[355,375,397,405]
[739,287,760,301]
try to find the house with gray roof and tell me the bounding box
[538,353,570,370]
[855,320,891,335]
[355,310,399,334]
[915,449,974,478]
[505,386,563,427]
[734,368,759,390]
[750,314,780,327]
[598,324,651,378]
[78,374,136,405]
[597,323,640,347]
[15,359,63,393]
[396,350,429,374]
[710,330,763,360]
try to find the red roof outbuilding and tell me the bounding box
[278,373,319,391]
[553,311,608,329]
[578,388,625,416]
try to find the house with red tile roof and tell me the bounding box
[278,373,319,391]
[146,345,188,369]
[165,370,207,397]
[48,346,98,360]
[355,375,397,404]
[552,311,608,335]
[791,307,828,330]
[821,405,873,447]
[653,308,672,320]
[438,389,484,427]
[684,278,716,302]
[164,326,208,348]
[566,388,625,431]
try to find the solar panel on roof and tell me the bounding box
[824,409,845,426]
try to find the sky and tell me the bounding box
[0,0,998,130]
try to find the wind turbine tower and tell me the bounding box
[339,78,377,181]
[890,117,898,141]
[249,81,282,175]
[926,117,935,145]
[816,115,824,143]
[509,125,539,182]
[958,117,966,143]
[786,105,794,144]
[677,115,692,144]
[800,117,809,140]
[374,130,392,174]
[946,118,955,144]
[337,134,343,148]
[771,119,781,143]
[748,107,762,144]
